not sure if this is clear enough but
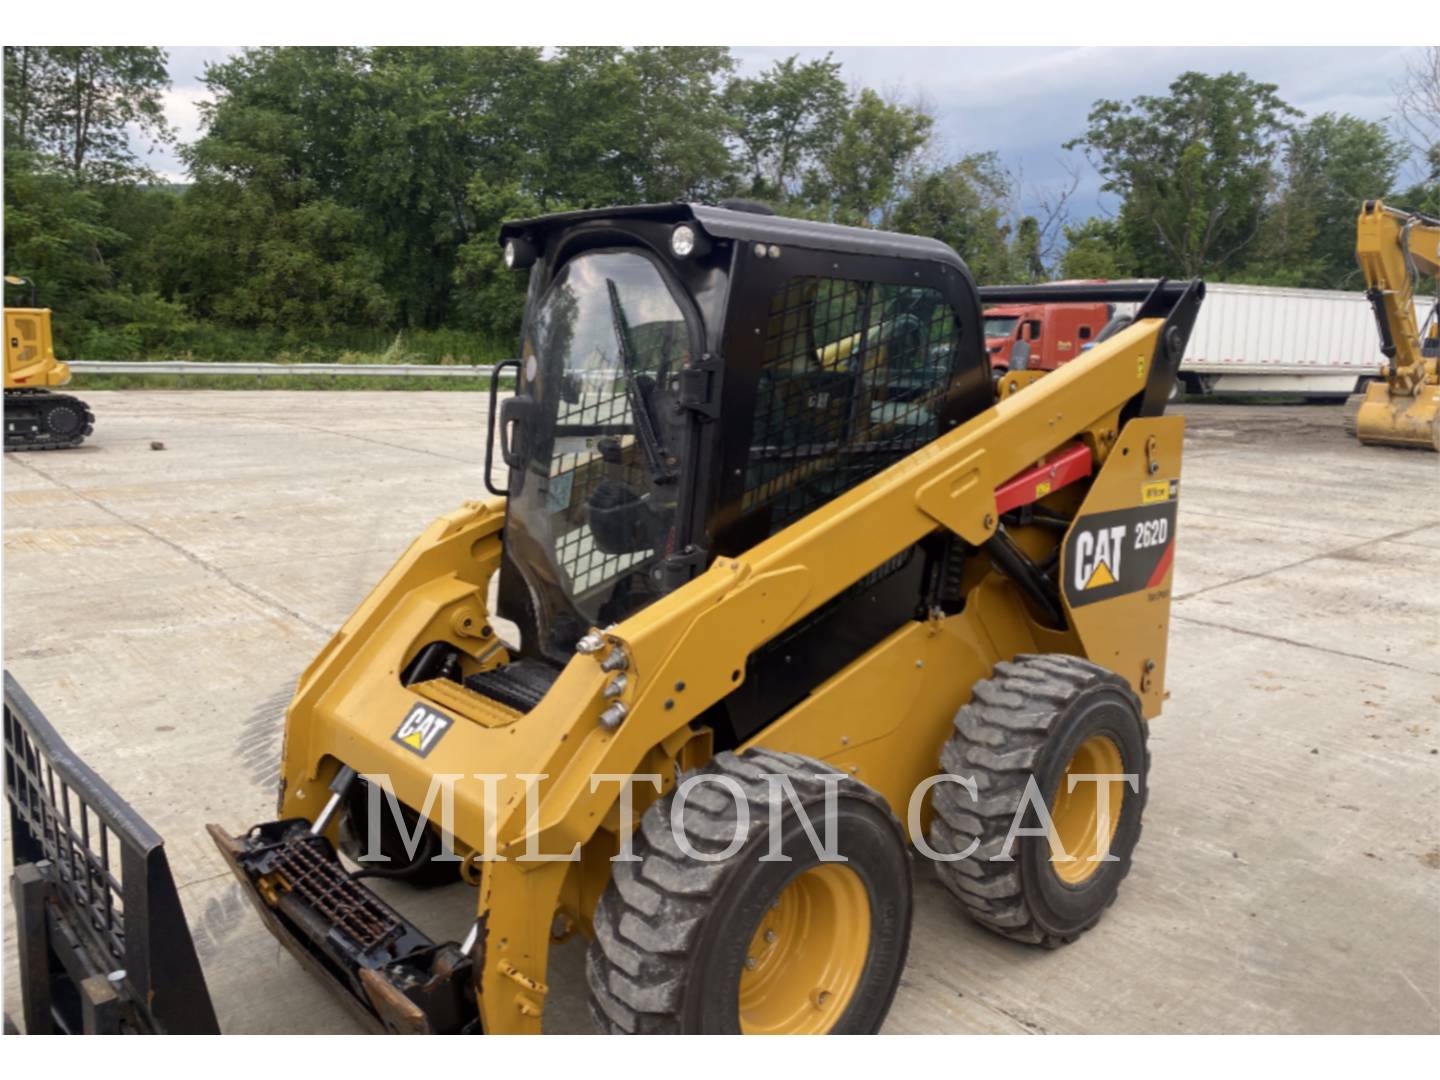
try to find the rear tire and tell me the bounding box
[926,654,1149,948]
[586,748,912,1035]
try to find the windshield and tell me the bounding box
[507,250,693,646]
[983,316,1019,339]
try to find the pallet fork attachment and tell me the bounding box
[4,672,219,1034]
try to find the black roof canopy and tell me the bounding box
[498,202,969,273]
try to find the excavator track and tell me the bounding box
[4,390,94,451]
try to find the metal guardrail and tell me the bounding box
[69,360,499,379]
[5,671,220,1034]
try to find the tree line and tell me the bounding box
[4,46,1438,362]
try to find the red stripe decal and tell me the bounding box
[1146,539,1175,588]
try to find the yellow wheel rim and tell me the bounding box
[1050,733,1125,885]
[737,864,871,1034]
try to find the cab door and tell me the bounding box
[4,309,57,387]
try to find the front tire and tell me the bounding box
[586,749,913,1035]
[926,654,1149,947]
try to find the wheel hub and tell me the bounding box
[1051,733,1125,885]
[737,863,870,1034]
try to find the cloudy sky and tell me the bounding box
[145,46,1425,221]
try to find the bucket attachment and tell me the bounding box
[1351,376,1440,451]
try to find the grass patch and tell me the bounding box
[73,325,512,366]
[72,373,516,392]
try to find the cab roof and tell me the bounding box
[498,202,969,273]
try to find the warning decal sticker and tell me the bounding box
[1062,502,1178,609]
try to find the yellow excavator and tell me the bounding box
[1346,201,1440,451]
[4,275,95,451]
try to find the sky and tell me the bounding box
[143,46,1425,222]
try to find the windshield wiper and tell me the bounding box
[606,277,676,484]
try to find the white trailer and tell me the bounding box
[1169,283,1429,398]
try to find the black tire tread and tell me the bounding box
[586,747,897,1035]
[926,653,1148,948]
[4,391,94,452]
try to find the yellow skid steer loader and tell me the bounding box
[5,202,1202,1035]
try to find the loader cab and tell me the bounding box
[493,203,992,667]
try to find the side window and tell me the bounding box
[741,276,964,537]
[10,316,39,366]
[1078,325,1092,340]
[1022,319,1042,341]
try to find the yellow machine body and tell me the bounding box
[260,310,1187,1033]
[1351,200,1440,451]
[4,307,72,390]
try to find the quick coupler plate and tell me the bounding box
[208,818,477,1034]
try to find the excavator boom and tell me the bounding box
[1348,201,1440,450]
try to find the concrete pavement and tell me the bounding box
[3,391,1438,1033]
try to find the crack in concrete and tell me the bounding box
[9,455,332,637]
[227,409,477,465]
[1174,518,1440,602]
[1170,613,1435,675]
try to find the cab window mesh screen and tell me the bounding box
[742,277,962,536]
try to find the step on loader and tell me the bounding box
[193,202,1202,1034]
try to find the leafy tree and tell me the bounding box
[3,46,172,180]
[3,149,122,301]
[808,88,932,227]
[1242,113,1406,287]
[452,178,544,339]
[1067,71,1300,278]
[619,47,737,203]
[891,153,1014,282]
[1058,216,1136,280]
[724,54,847,204]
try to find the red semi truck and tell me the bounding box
[984,300,1113,373]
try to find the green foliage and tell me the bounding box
[890,154,1014,282]
[1392,145,1440,218]
[452,179,544,340]
[1068,71,1300,278]
[1240,113,1406,288]
[724,54,847,203]
[10,44,1435,373]
[806,89,933,227]
[4,46,172,181]
[1058,217,1136,281]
